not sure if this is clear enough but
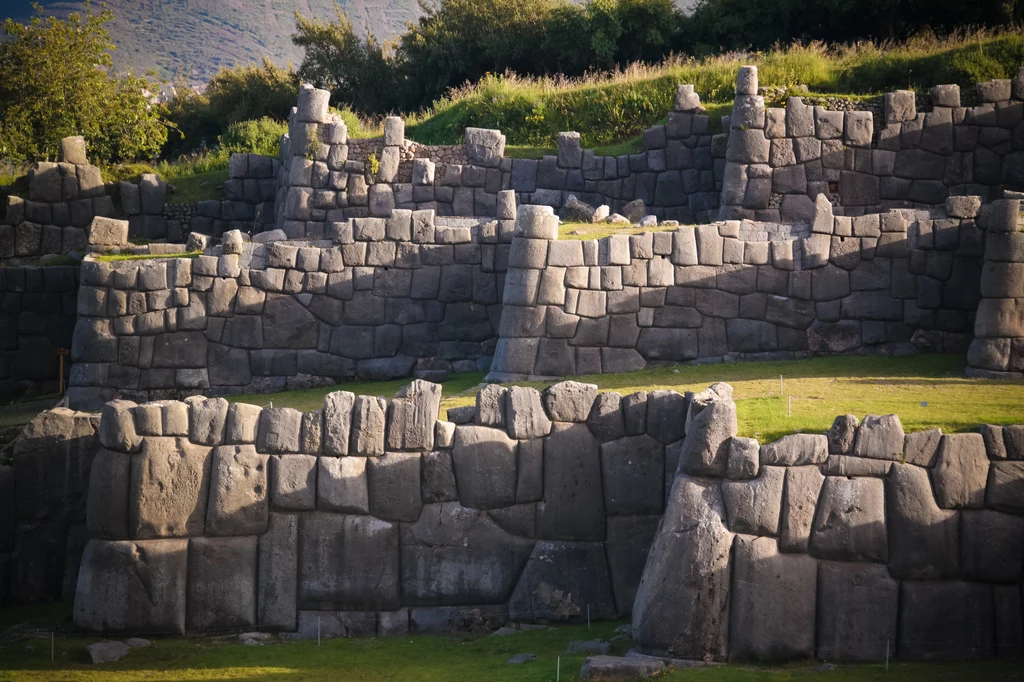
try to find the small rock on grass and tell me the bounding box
[124,638,151,648]
[567,640,611,654]
[490,626,517,637]
[507,653,537,664]
[579,655,665,679]
[86,641,130,664]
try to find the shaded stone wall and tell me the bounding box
[73,379,674,635]
[968,198,1024,377]
[66,205,516,410]
[0,265,79,399]
[1,407,101,607]
[487,196,988,380]
[718,66,1024,223]
[633,383,1024,662]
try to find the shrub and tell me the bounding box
[220,118,288,157]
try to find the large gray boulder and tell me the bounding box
[987,462,1024,514]
[74,538,188,633]
[543,381,599,422]
[387,380,442,451]
[578,655,665,679]
[722,466,784,536]
[960,510,1024,583]
[508,541,616,622]
[587,392,626,442]
[898,581,994,659]
[258,513,298,630]
[605,516,661,617]
[505,387,552,439]
[728,535,817,661]
[351,395,387,456]
[297,512,399,610]
[256,408,303,454]
[129,437,212,539]
[323,391,355,456]
[852,414,905,460]
[537,423,606,541]
[759,434,827,466]
[451,425,518,509]
[86,449,131,539]
[931,433,989,508]
[816,561,898,661]
[367,453,423,522]
[809,477,887,562]
[186,536,258,631]
[317,456,369,514]
[600,435,664,515]
[674,395,737,477]
[885,463,959,579]
[205,445,269,536]
[400,502,534,605]
[269,455,317,510]
[632,476,732,661]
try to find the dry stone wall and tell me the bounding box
[487,196,993,379]
[633,383,1024,662]
[73,379,675,635]
[718,66,1024,223]
[65,204,517,410]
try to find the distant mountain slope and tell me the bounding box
[0,0,701,84]
[0,0,424,82]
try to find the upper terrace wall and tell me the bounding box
[718,67,1024,223]
[66,206,517,410]
[487,196,1003,379]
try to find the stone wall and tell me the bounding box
[1,137,113,259]
[487,196,989,379]
[718,66,1024,223]
[73,379,673,635]
[968,198,1024,377]
[0,265,80,399]
[65,203,516,410]
[633,383,1024,661]
[1,407,101,607]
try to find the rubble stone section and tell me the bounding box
[718,66,1024,223]
[487,195,982,379]
[73,379,673,635]
[65,200,517,409]
[633,386,1024,662]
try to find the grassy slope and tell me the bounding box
[225,354,1024,443]
[558,222,678,239]
[0,604,1021,682]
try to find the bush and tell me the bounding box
[220,118,288,157]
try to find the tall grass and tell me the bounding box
[407,30,1024,147]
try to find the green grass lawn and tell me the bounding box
[166,169,228,204]
[225,354,1023,444]
[559,221,678,240]
[0,603,1020,682]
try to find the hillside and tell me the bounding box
[0,0,424,82]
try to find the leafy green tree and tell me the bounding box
[293,4,403,114]
[0,3,167,164]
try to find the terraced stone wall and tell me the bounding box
[73,379,679,636]
[487,197,1001,379]
[633,383,1024,662]
[65,207,515,410]
[718,66,1024,222]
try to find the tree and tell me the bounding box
[0,3,167,164]
[292,4,403,114]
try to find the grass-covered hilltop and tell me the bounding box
[0,0,1022,197]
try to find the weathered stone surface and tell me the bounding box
[86,449,130,539]
[886,463,959,579]
[298,512,399,609]
[258,513,297,630]
[509,541,616,622]
[931,433,989,509]
[674,398,737,477]
[852,414,905,461]
[632,476,732,661]
[86,641,130,664]
[317,456,369,514]
[898,581,994,660]
[323,391,355,456]
[401,503,534,605]
[537,423,605,540]
[476,384,507,427]
[987,462,1024,514]
[816,561,898,661]
[600,435,664,515]
[186,397,229,447]
[387,380,442,451]
[422,450,459,503]
[516,438,543,503]
[960,510,1024,583]
[505,387,552,439]
[226,403,261,444]
[129,437,212,539]
[205,445,269,536]
[759,434,827,466]
[729,535,817,661]
[605,515,660,617]
[270,456,316,512]
[367,453,423,522]
[351,395,387,456]
[645,390,687,444]
[543,381,599,422]
[587,392,626,443]
[809,477,887,562]
[579,655,665,679]
[904,429,942,467]
[827,415,859,455]
[779,466,825,553]
[256,408,303,454]
[186,536,257,631]
[722,466,784,536]
[74,538,188,633]
[451,425,518,509]
[100,400,141,453]
[725,437,759,480]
